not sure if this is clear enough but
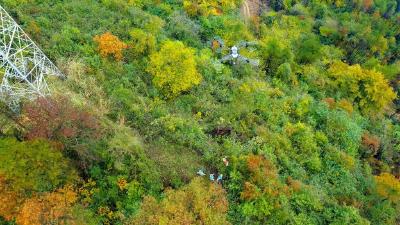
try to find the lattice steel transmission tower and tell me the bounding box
[0,5,64,111]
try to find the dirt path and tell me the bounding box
[241,0,264,19]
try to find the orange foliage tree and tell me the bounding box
[240,154,291,201]
[93,32,127,61]
[361,132,380,157]
[16,186,78,225]
[362,0,373,10]
[0,176,23,221]
[235,154,306,222]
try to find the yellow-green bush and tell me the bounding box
[147,40,202,98]
[328,61,396,114]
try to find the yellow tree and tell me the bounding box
[328,61,396,114]
[183,0,240,17]
[93,32,127,61]
[374,173,400,203]
[129,177,230,225]
[147,40,202,98]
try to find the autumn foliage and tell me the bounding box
[94,32,127,61]
[328,61,396,114]
[0,176,22,220]
[22,96,100,144]
[16,186,78,225]
[20,96,102,171]
[323,97,336,109]
[2,0,400,224]
[130,177,230,225]
[361,132,380,157]
[183,0,240,17]
[374,173,400,203]
[238,154,300,220]
[323,98,354,114]
[147,40,202,98]
[241,155,293,200]
[0,174,80,225]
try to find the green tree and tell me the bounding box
[166,11,201,47]
[0,138,77,193]
[129,28,156,57]
[284,122,322,171]
[260,38,294,76]
[295,34,322,64]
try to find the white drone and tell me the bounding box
[216,40,260,66]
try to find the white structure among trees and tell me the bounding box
[0,5,63,111]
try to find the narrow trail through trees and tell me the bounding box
[241,0,267,19]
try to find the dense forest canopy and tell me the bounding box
[0,0,399,224]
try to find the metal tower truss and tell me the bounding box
[0,5,63,110]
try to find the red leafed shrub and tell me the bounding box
[323,97,336,109]
[22,96,101,145]
[361,132,380,156]
[241,181,259,200]
[247,154,278,180]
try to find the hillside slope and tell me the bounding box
[0,0,399,224]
